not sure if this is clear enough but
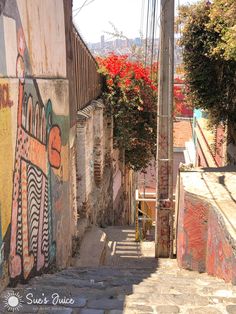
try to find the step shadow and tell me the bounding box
[0,226,168,313]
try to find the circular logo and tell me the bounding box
[3,291,23,312]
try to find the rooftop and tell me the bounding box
[174,119,193,148]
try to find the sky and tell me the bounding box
[73,0,199,44]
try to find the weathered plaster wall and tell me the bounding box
[0,0,71,287]
[176,169,236,284]
[76,101,133,243]
[76,101,113,230]
[16,0,66,77]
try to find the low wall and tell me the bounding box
[176,168,236,284]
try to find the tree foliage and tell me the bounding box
[209,0,236,61]
[179,0,236,125]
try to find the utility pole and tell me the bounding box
[155,0,175,257]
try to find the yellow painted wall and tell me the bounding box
[0,81,14,238]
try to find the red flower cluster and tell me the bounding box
[174,85,185,101]
[174,82,193,117]
[97,54,157,93]
[96,54,188,116]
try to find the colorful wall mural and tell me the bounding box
[177,172,236,285]
[206,209,236,284]
[177,195,208,273]
[0,0,71,285]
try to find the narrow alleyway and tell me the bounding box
[1,227,236,314]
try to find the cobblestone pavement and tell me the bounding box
[1,227,236,314]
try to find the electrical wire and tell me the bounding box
[144,0,150,66]
[148,0,152,66]
[140,0,145,37]
[150,0,157,77]
[143,0,160,69]
[73,0,96,17]
[74,0,89,17]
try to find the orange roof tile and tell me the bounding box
[174,120,193,148]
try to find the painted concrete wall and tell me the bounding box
[176,169,236,284]
[0,0,71,286]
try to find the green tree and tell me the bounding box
[208,0,236,61]
[179,0,236,126]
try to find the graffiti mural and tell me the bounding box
[177,196,208,273]
[0,0,70,284]
[9,28,63,280]
[206,210,236,284]
[177,185,236,284]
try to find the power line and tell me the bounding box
[74,0,89,17]
[143,0,160,68]
[140,0,145,35]
[145,0,150,66]
[150,0,157,76]
[73,0,96,17]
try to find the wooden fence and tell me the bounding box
[72,25,102,110]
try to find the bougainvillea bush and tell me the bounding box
[97,54,157,171]
[97,54,186,171]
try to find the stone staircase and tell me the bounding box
[1,227,236,314]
